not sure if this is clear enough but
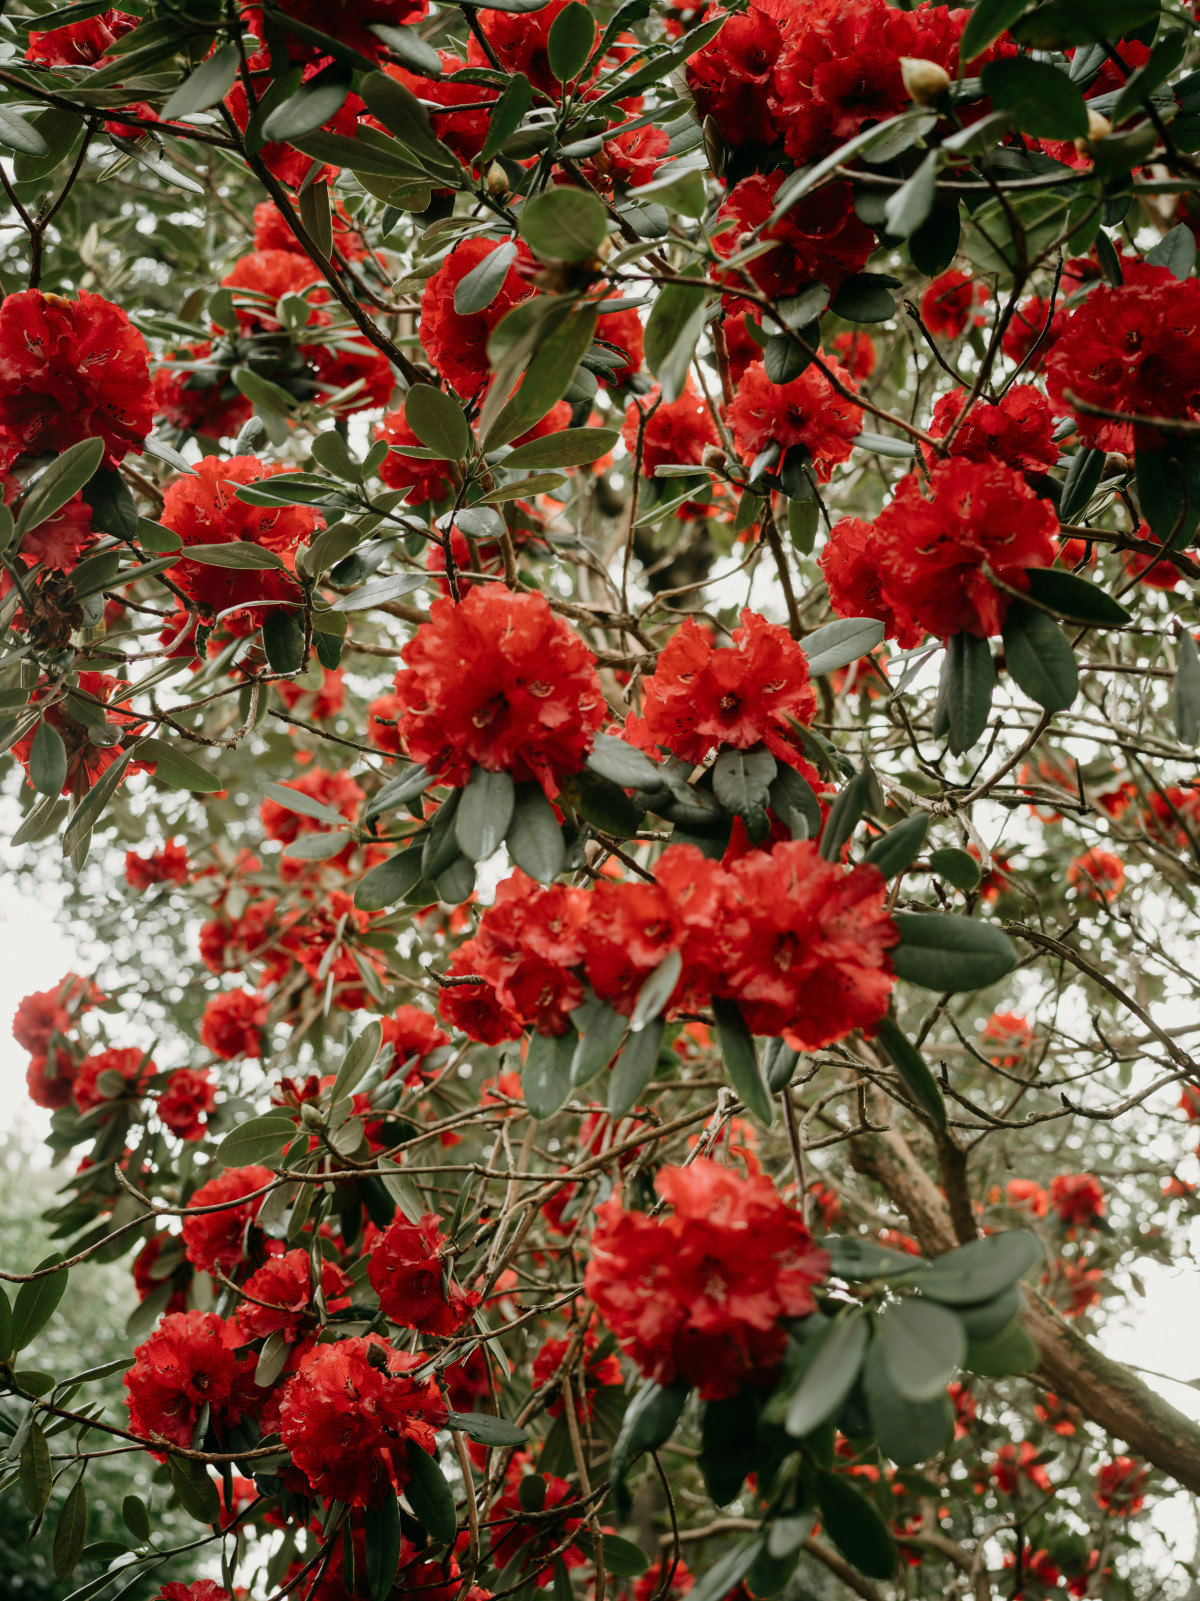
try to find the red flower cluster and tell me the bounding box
[12,973,101,1110]
[420,238,535,397]
[727,359,862,481]
[1095,1456,1149,1516]
[367,1213,480,1333]
[276,1333,447,1507]
[531,1332,622,1420]
[244,0,428,64]
[920,271,987,340]
[629,609,817,766]
[1050,1172,1105,1229]
[0,289,152,466]
[1047,264,1200,450]
[391,586,605,797]
[236,1248,351,1341]
[448,839,897,1050]
[26,8,137,65]
[125,839,190,891]
[158,1068,218,1141]
[162,456,316,621]
[924,386,1059,476]
[152,343,252,442]
[712,173,874,305]
[181,1165,273,1275]
[822,458,1060,641]
[13,673,149,797]
[380,1005,449,1083]
[200,988,268,1060]
[74,1046,152,1116]
[991,1439,1053,1496]
[1067,848,1125,903]
[622,383,720,509]
[585,1159,828,1399]
[125,1309,259,1451]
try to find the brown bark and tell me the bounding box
[849,1119,1200,1494]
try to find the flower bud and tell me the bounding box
[486,162,510,197]
[900,57,951,106]
[701,444,728,471]
[1075,110,1111,156]
[300,1101,324,1128]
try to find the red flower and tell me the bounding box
[868,458,1060,640]
[920,270,986,340]
[991,1440,1052,1496]
[377,406,456,505]
[634,1561,694,1601]
[181,1165,274,1276]
[154,1582,232,1601]
[0,289,152,466]
[243,0,428,64]
[585,1159,828,1399]
[470,873,590,1036]
[437,940,525,1044]
[0,468,95,581]
[983,1011,1033,1066]
[133,1234,191,1319]
[162,456,316,622]
[125,839,191,891]
[470,0,586,95]
[381,56,496,165]
[253,198,365,260]
[820,517,924,650]
[74,1046,153,1115]
[719,840,898,1043]
[831,330,876,379]
[276,666,346,722]
[260,767,363,844]
[367,1213,480,1333]
[630,609,817,767]
[237,1248,351,1342]
[125,1309,259,1452]
[1095,1456,1148,1515]
[158,1068,218,1141]
[687,1,783,148]
[12,972,96,1055]
[152,344,252,441]
[392,586,605,797]
[200,988,268,1061]
[1122,522,1184,589]
[26,1049,78,1110]
[924,385,1058,476]
[1067,848,1124,902]
[276,1333,447,1507]
[420,238,535,397]
[769,0,966,166]
[366,691,403,754]
[13,673,148,796]
[531,1332,622,1420]
[595,308,644,386]
[26,8,137,65]
[380,1006,450,1083]
[1005,1178,1048,1217]
[727,359,861,482]
[583,122,668,190]
[712,172,874,305]
[491,1459,587,1586]
[1047,265,1200,450]
[1002,294,1060,371]
[622,383,720,509]
[1049,1172,1105,1228]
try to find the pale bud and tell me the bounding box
[486,162,510,197]
[900,57,951,106]
[701,444,728,471]
[1075,109,1111,156]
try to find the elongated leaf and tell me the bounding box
[785,1312,869,1437]
[122,1494,151,1543]
[1057,447,1104,523]
[263,71,352,143]
[330,573,426,611]
[819,772,865,862]
[711,745,776,821]
[12,1256,67,1352]
[822,1236,927,1280]
[356,846,425,911]
[160,43,241,119]
[455,238,519,314]
[688,1542,763,1601]
[507,782,565,882]
[446,1409,529,1445]
[630,949,682,1032]
[523,1028,576,1120]
[929,846,981,892]
[54,1476,88,1578]
[644,282,709,403]
[404,1443,457,1544]
[586,734,663,789]
[1177,631,1200,745]
[876,1016,946,1130]
[19,1422,52,1516]
[168,1455,220,1525]
[570,990,629,1086]
[863,812,928,878]
[891,913,1016,992]
[908,1230,1043,1305]
[1023,567,1131,626]
[0,106,49,157]
[884,150,937,238]
[981,56,1088,139]
[138,738,222,793]
[216,1114,295,1169]
[803,617,886,677]
[1002,601,1078,712]
[611,1380,689,1492]
[1012,0,1159,49]
[712,997,772,1123]
[29,721,67,797]
[815,1470,895,1580]
[330,1021,383,1104]
[405,384,470,460]
[481,72,533,162]
[959,0,1030,62]
[505,427,619,469]
[179,542,286,570]
[878,1297,966,1401]
[1145,218,1196,279]
[456,766,516,861]
[365,1487,403,1601]
[939,632,995,754]
[262,780,347,826]
[608,1016,664,1116]
[862,1343,954,1467]
[16,439,105,537]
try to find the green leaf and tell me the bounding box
[863,812,929,878]
[548,0,597,81]
[121,1494,151,1543]
[358,71,462,177]
[262,610,306,675]
[712,997,773,1124]
[569,990,629,1086]
[561,767,639,835]
[405,384,470,460]
[19,1422,52,1516]
[232,367,298,417]
[263,69,352,143]
[11,1254,67,1352]
[711,745,776,820]
[938,632,995,755]
[957,1286,1022,1341]
[329,573,427,612]
[891,913,1016,992]
[1176,631,1200,745]
[138,738,222,793]
[929,847,981,893]
[644,282,709,404]
[456,766,516,861]
[878,1297,966,1402]
[966,191,1073,277]
[1136,442,1200,549]
[1145,218,1196,279]
[822,1236,927,1280]
[1023,567,1131,626]
[608,1016,664,1116]
[54,1476,88,1578]
[688,1541,763,1601]
[520,188,608,262]
[0,107,49,157]
[446,1410,529,1446]
[330,1021,383,1104]
[216,1114,295,1169]
[960,0,1030,62]
[964,1317,1040,1376]
[506,782,565,882]
[179,542,287,570]
[1002,601,1078,713]
[980,56,1087,139]
[365,1487,403,1601]
[830,273,898,323]
[55,748,123,857]
[862,1343,954,1467]
[476,471,569,503]
[29,721,67,797]
[355,846,425,911]
[455,239,519,314]
[601,1535,650,1578]
[611,1379,689,1500]
[819,772,865,862]
[1013,0,1160,48]
[884,150,938,238]
[803,617,887,676]
[0,1285,10,1360]
[815,1471,895,1580]
[481,72,533,163]
[523,1028,576,1119]
[168,1455,220,1525]
[876,1016,947,1130]
[405,1442,457,1544]
[15,439,105,537]
[908,1231,1043,1306]
[161,43,242,119]
[586,734,663,789]
[768,764,822,841]
[505,427,618,469]
[784,1311,869,1437]
[1057,447,1104,524]
[262,780,347,826]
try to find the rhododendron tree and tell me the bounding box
[4,1,1200,1598]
